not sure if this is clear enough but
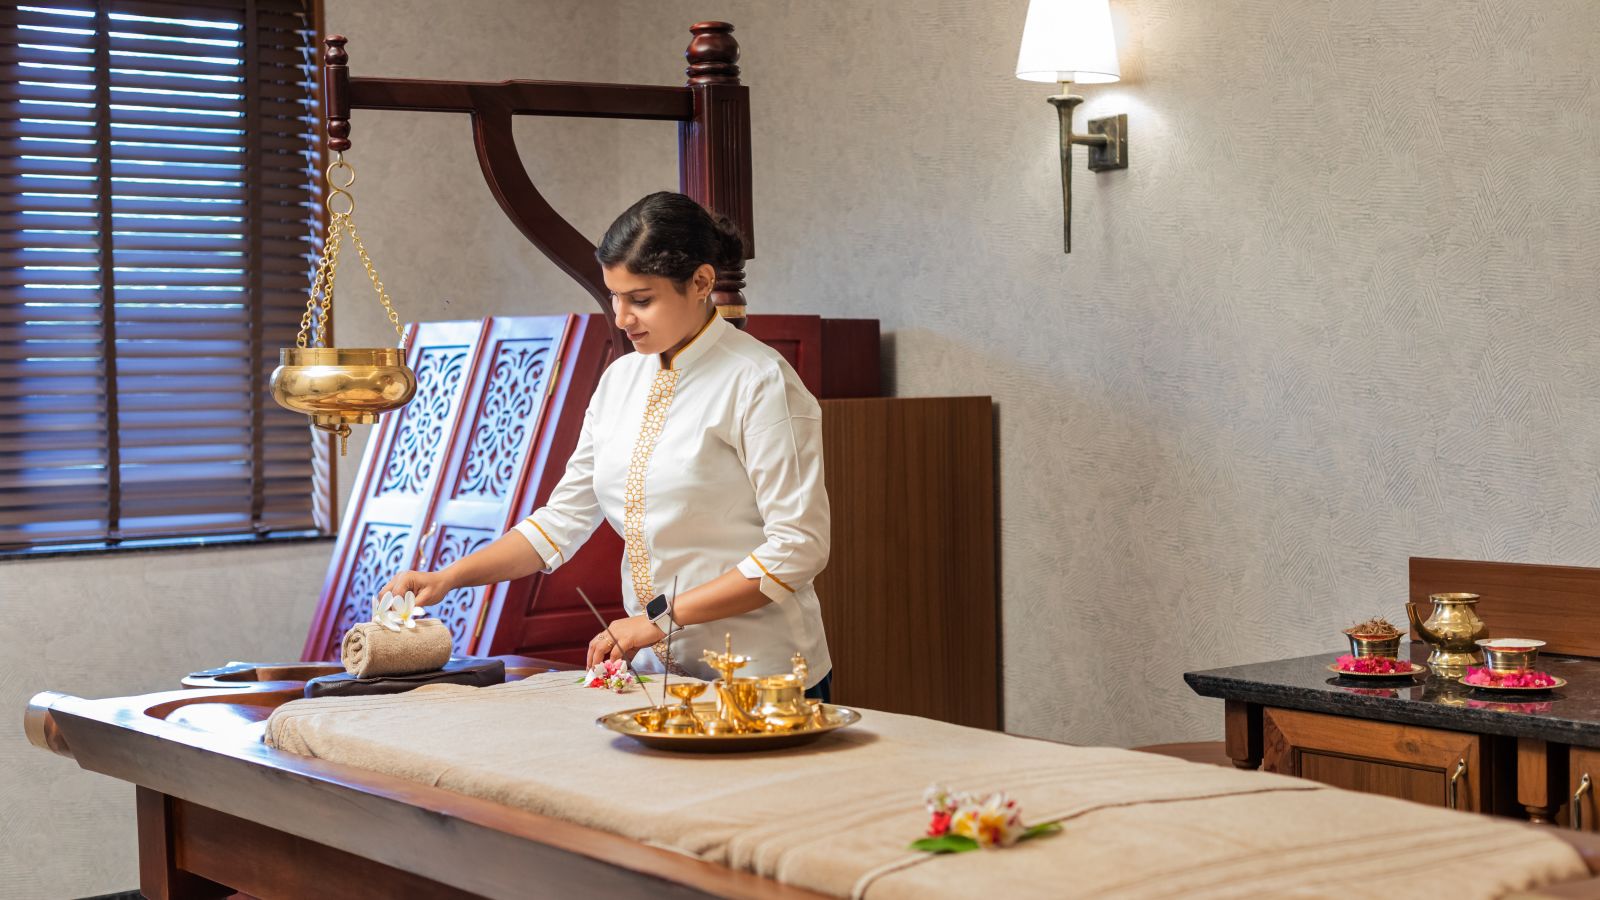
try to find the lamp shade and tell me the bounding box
[1015,0,1120,84]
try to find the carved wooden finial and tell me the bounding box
[685,21,740,86]
[324,35,351,152]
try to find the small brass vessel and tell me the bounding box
[1407,593,1487,675]
[1476,638,1545,674]
[1344,632,1402,659]
[662,683,708,734]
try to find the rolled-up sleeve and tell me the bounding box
[512,399,603,573]
[733,366,830,602]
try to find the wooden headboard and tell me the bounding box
[1410,557,1600,658]
[321,22,754,326]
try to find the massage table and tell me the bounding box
[26,660,1600,898]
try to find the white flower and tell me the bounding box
[374,590,427,632]
[949,791,1025,849]
[582,661,638,693]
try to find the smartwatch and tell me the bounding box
[645,593,674,629]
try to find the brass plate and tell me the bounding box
[597,702,862,753]
[1325,662,1427,678]
[1462,675,1567,692]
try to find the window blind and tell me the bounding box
[0,0,325,551]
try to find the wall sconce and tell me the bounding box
[1016,0,1127,253]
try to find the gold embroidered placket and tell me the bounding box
[624,368,687,672]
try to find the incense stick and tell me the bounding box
[575,587,657,708]
[661,577,680,704]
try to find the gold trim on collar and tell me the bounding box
[662,312,718,370]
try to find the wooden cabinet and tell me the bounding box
[1262,707,1509,813]
[814,397,998,729]
[1570,747,1600,831]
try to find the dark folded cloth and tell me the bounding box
[304,657,506,698]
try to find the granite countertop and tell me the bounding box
[1185,644,1600,745]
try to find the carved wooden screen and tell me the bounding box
[409,315,572,655]
[304,319,484,659]
[304,314,626,661]
[478,315,626,663]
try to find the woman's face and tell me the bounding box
[603,263,716,357]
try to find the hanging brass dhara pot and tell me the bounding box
[270,154,416,455]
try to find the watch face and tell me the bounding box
[646,594,668,621]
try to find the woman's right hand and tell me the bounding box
[374,569,455,609]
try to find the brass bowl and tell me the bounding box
[1476,638,1545,674]
[1345,632,1403,658]
[269,347,417,431]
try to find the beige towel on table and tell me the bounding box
[266,673,1588,899]
[339,618,452,677]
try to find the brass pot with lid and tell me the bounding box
[1407,593,1487,675]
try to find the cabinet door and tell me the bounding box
[1263,707,1489,812]
[1569,747,1600,831]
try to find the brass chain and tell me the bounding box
[345,217,404,342]
[295,153,403,348]
[298,218,342,348]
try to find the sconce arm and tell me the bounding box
[1043,91,1128,253]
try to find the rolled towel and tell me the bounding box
[341,618,453,677]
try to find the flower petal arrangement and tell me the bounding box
[1462,667,1557,689]
[1335,654,1411,674]
[577,658,652,693]
[911,784,1061,853]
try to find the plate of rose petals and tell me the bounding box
[1460,667,1566,692]
[1327,655,1427,678]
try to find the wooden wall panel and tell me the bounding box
[1410,557,1600,659]
[815,397,999,729]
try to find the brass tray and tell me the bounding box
[597,702,862,753]
[1325,661,1427,679]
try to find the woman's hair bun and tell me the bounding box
[596,191,744,283]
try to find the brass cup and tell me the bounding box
[631,706,667,733]
[663,683,707,735]
[269,347,418,432]
[1345,633,1403,659]
[754,674,812,731]
[1476,639,1545,674]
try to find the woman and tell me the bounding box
[377,192,833,700]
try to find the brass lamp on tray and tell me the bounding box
[598,634,861,752]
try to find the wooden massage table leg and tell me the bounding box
[137,787,231,900]
[136,787,479,900]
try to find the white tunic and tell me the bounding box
[512,315,832,686]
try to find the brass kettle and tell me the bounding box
[1407,592,1487,673]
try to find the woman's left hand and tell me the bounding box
[586,615,666,669]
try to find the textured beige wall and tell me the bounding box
[0,545,322,899]
[11,0,1600,894]
[608,0,1600,746]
